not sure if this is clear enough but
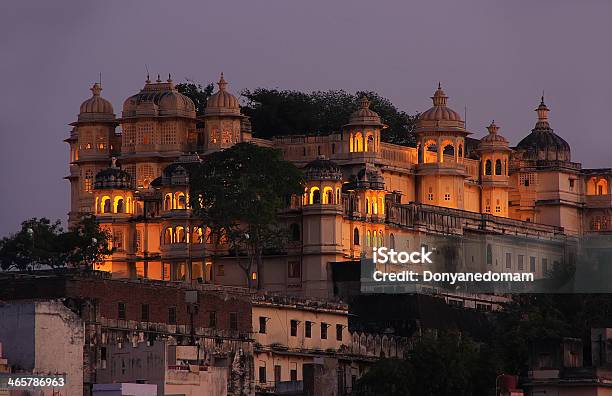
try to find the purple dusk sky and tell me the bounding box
[0,0,611,235]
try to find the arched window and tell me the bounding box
[175,192,186,209]
[290,223,300,241]
[126,197,132,214]
[597,178,608,195]
[101,196,111,214]
[390,234,395,249]
[379,197,384,215]
[354,133,363,152]
[378,231,383,247]
[366,135,374,152]
[495,159,502,175]
[332,143,336,154]
[353,228,360,245]
[372,200,378,215]
[311,188,321,204]
[175,226,185,243]
[323,187,333,204]
[115,197,124,214]
[164,194,172,210]
[365,199,369,214]
[336,188,340,205]
[164,228,173,244]
[458,144,463,158]
[443,144,454,156]
[366,230,371,247]
[485,160,492,176]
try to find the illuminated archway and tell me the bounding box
[597,178,608,195]
[114,196,125,213]
[323,187,333,204]
[164,193,172,210]
[175,192,186,209]
[101,196,111,214]
[309,187,321,204]
[164,228,173,244]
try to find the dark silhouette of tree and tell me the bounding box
[189,143,304,288]
[0,215,112,270]
[176,81,214,116]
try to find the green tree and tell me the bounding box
[176,81,215,116]
[0,215,112,271]
[356,332,498,396]
[241,88,419,145]
[189,142,304,288]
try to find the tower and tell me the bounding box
[343,96,384,156]
[66,83,118,227]
[203,73,248,153]
[415,84,470,209]
[477,121,511,217]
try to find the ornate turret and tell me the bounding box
[343,95,383,154]
[78,83,115,122]
[203,73,247,153]
[478,121,511,217]
[515,96,571,162]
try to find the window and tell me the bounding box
[259,365,266,384]
[230,312,238,331]
[290,320,298,337]
[542,258,548,275]
[448,299,463,307]
[84,170,93,193]
[321,323,328,339]
[505,253,512,269]
[259,316,267,334]
[168,307,177,324]
[141,304,149,321]
[486,244,492,265]
[476,303,491,311]
[530,256,536,272]
[336,324,343,341]
[390,234,395,250]
[569,179,575,190]
[444,193,450,201]
[113,230,124,251]
[290,363,298,381]
[209,311,217,328]
[118,302,126,320]
[427,193,434,201]
[495,159,502,175]
[274,365,282,383]
[305,321,312,338]
[485,160,492,175]
[290,223,300,241]
[518,255,524,271]
[218,264,225,276]
[288,261,301,279]
[353,228,360,245]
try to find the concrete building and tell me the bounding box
[96,341,227,396]
[93,383,157,396]
[63,74,609,298]
[0,300,84,396]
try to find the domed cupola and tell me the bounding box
[515,96,571,162]
[355,166,385,190]
[158,153,202,186]
[122,74,196,119]
[479,121,510,150]
[418,83,464,127]
[94,158,132,190]
[344,96,384,127]
[78,83,115,122]
[204,73,242,117]
[304,156,343,181]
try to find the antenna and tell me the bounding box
[99,72,102,87]
[145,64,150,82]
[464,105,467,128]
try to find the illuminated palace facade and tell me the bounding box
[66,74,612,297]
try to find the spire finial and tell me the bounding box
[167,73,172,82]
[535,93,550,122]
[487,120,499,134]
[146,73,151,84]
[358,95,370,109]
[91,83,102,96]
[218,72,228,91]
[432,83,448,106]
[156,74,161,83]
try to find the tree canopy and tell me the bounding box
[189,142,304,287]
[176,81,214,116]
[0,216,112,271]
[241,88,419,145]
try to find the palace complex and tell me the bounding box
[65,73,611,298]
